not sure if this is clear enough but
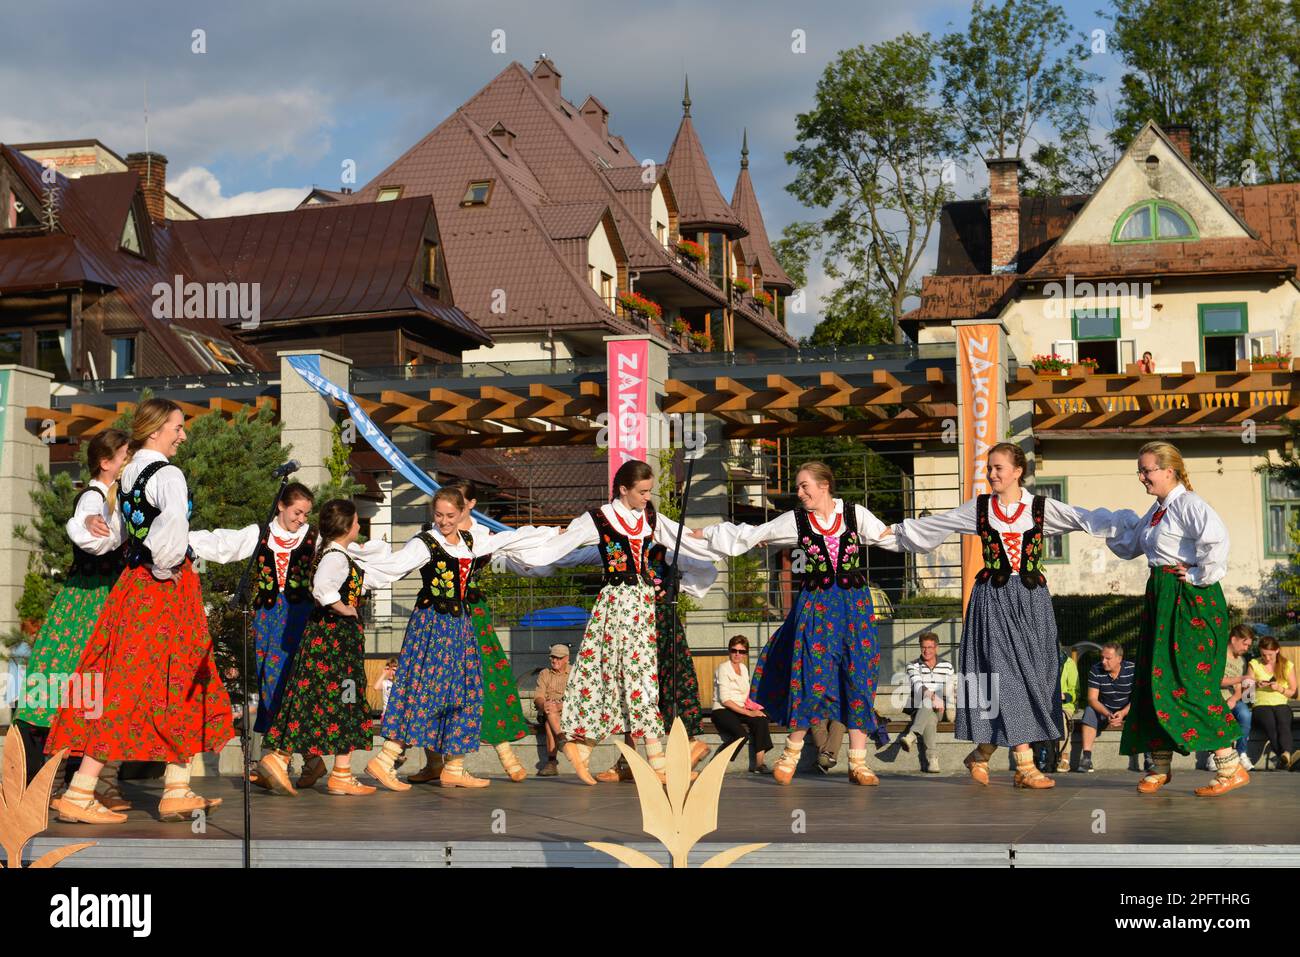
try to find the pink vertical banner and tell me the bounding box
[606,337,649,494]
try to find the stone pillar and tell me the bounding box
[0,366,55,636]
[277,349,352,490]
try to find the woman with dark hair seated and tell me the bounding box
[712,636,772,772]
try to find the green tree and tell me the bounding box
[939,0,1100,163]
[800,279,897,347]
[785,34,957,343]
[311,420,365,514]
[1107,0,1300,184]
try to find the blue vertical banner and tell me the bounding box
[285,355,509,532]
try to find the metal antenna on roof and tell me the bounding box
[682,75,691,117]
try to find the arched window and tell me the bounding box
[1112,200,1197,243]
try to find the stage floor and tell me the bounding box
[27,772,1300,868]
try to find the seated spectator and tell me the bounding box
[1076,642,1135,773]
[1199,625,1256,771]
[712,637,773,773]
[372,657,397,717]
[1037,646,1079,772]
[897,632,955,773]
[1138,351,1156,374]
[1249,636,1297,770]
[534,644,570,776]
[809,719,846,772]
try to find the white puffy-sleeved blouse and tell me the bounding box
[885,492,1127,569]
[119,449,190,579]
[494,542,719,594]
[1103,483,1228,586]
[67,479,123,555]
[702,499,891,558]
[360,524,557,590]
[507,501,719,598]
[187,519,313,587]
[312,540,394,606]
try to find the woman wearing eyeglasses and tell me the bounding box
[1103,441,1245,795]
[712,637,772,772]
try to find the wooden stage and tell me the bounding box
[23,771,1300,868]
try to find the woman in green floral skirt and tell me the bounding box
[14,430,130,810]
[1104,441,1246,796]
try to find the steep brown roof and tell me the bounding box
[665,80,746,237]
[1220,184,1300,272]
[906,274,1018,323]
[0,145,269,373]
[730,133,793,290]
[171,198,488,344]
[535,201,609,240]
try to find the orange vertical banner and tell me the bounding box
[956,324,1002,617]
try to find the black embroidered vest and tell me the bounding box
[68,486,126,578]
[122,460,192,569]
[794,505,869,592]
[592,501,657,588]
[975,493,1047,588]
[313,546,364,618]
[414,530,477,616]
[252,525,318,608]
[646,542,675,604]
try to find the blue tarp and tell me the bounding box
[516,605,590,628]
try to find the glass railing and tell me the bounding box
[55,370,278,395]
[668,341,956,369]
[351,355,609,383]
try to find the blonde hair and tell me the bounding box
[796,461,835,494]
[86,428,129,515]
[126,398,184,463]
[1138,440,1192,492]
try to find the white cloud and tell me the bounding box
[170,166,309,218]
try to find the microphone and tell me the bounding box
[273,460,300,479]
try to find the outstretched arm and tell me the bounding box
[890,499,979,554]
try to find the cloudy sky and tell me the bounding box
[2,0,1122,338]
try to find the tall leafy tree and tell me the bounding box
[785,34,957,343]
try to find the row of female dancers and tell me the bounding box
[14,395,1245,826]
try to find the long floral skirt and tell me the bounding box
[561,582,662,742]
[468,600,528,746]
[956,578,1062,747]
[382,608,482,754]
[655,605,703,738]
[45,562,234,763]
[14,570,118,728]
[1121,567,1235,756]
[752,584,879,731]
[264,609,372,756]
[252,594,313,734]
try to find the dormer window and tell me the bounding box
[462,181,493,206]
[423,240,442,297]
[1112,200,1196,243]
[120,206,143,255]
[376,186,402,202]
[6,189,38,229]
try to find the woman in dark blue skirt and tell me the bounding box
[697,461,891,786]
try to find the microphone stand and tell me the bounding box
[665,449,699,737]
[231,473,291,870]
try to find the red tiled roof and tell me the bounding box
[535,201,609,241]
[907,274,1018,323]
[730,135,793,290]
[1023,236,1293,281]
[170,197,489,344]
[0,145,270,373]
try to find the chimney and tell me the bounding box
[125,151,167,222]
[580,96,608,140]
[531,56,562,98]
[487,122,517,159]
[1164,124,1193,161]
[987,157,1022,274]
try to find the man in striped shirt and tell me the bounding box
[898,633,955,773]
[1076,642,1136,773]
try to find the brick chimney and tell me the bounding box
[532,56,562,98]
[1164,124,1193,161]
[580,96,608,140]
[125,151,167,222]
[987,157,1022,274]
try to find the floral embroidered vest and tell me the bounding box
[646,542,676,605]
[794,505,868,592]
[252,525,318,608]
[123,460,193,569]
[313,546,364,616]
[68,486,127,578]
[414,530,477,616]
[591,501,657,588]
[975,493,1047,588]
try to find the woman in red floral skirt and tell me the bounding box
[47,398,234,825]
